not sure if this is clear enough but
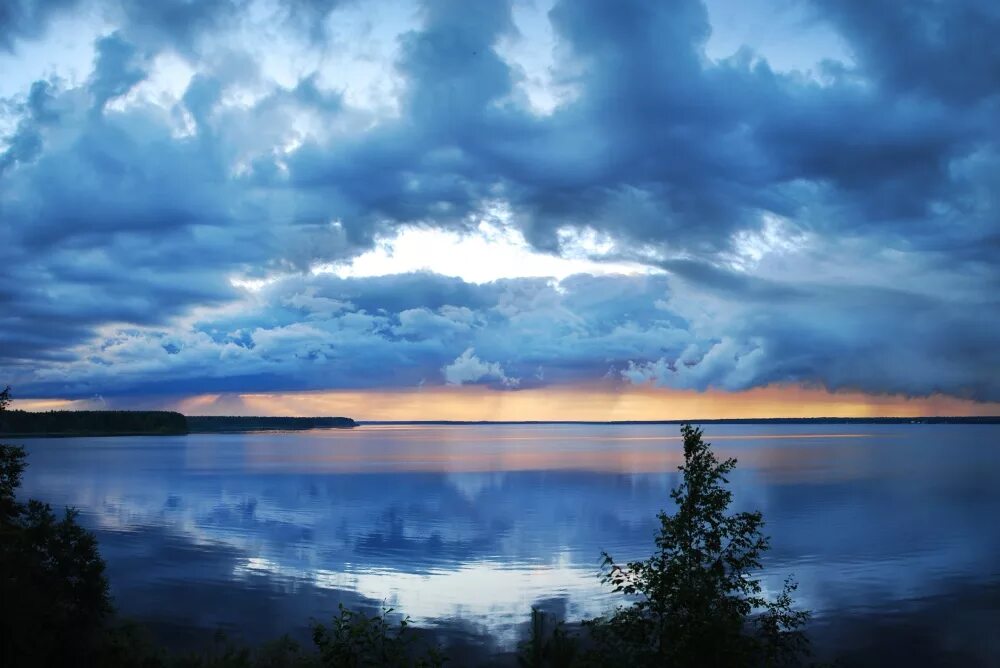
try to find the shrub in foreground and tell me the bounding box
[586,424,809,666]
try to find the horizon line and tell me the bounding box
[9,407,1000,423]
[357,416,998,424]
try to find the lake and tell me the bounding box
[14,423,1000,665]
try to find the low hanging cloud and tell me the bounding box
[622,338,766,392]
[442,348,519,388]
[7,268,997,402]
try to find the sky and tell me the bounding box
[1,0,998,419]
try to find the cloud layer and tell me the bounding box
[1,0,998,403]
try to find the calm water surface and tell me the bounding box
[16,424,1000,664]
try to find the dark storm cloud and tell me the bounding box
[89,32,148,110]
[0,0,80,50]
[1,0,999,401]
[511,0,998,250]
[275,0,1000,257]
[813,0,1000,104]
[115,0,242,54]
[0,0,357,54]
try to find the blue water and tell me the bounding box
[15,424,1000,664]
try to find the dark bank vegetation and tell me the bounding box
[1,387,114,666]
[187,415,357,432]
[0,386,809,667]
[0,408,189,436]
[0,389,358,437]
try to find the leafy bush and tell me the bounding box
[312,605,444,668]
[1,388,115,666]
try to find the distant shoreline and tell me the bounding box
[359,416,1000,425]
[0,411,357,438]
[0,431,187,439]
[186,415,357,433]
[3,411,997,438]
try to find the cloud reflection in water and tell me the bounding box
[16,424,1000,658]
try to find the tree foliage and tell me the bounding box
[0,388,115,666]
[585,424,809,667]
[312,605,443,668]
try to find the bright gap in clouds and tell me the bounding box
[316,223,662,283]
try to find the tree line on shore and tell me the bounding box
[0,386,811,667]
[0,408,189,436]
[0,398,357,437]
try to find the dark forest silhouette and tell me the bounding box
[186,415,356,432]
[0,409,358,437]
[0,407,188,436]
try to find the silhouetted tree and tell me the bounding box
[312,605,443,668]
[0,387,114,666]
[586,424,809,667]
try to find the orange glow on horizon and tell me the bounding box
[14,383,1000,421]
[159,383,1000,421]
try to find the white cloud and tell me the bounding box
[622,338,767,391]
[702,0,854,74]
[320,220,663,284]
[442,348,519,388]
[724,213,809,272]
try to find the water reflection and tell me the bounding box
[15,424,1000,661]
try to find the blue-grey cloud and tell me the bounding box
[1,0,998,402]
[7,269,998,401]
[0,0,80,50]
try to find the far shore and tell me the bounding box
[359,416,1000,425]
[0,411,357,438]
[2,410,998,438]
